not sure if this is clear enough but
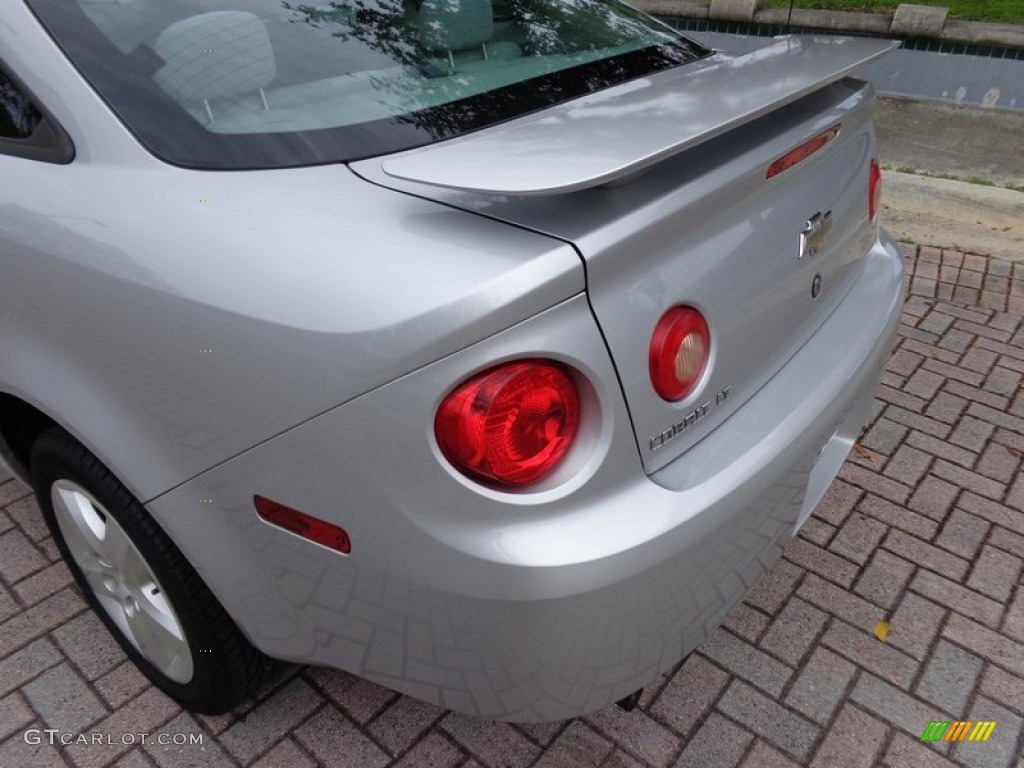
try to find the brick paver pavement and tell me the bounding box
[1,245,1023,768]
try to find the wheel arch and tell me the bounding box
[0,392,57,484]
[0,390,151,508]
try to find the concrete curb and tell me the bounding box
[891,3,947,38]
[635,1,1024,48]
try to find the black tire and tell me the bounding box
[30,426,276,714]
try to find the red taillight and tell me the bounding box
[254,495,351,554]
[766,125,841,179]
[650,306,710,401]
[434,360,580,487]
[869,159,882,222]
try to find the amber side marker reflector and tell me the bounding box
[254,495,351,554]
[766,125,841,179]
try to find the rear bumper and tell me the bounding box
[147,234,903,721]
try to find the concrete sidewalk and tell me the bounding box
[1,245,1022,768]
[876,97,1024,263]
[875,98,1024,190]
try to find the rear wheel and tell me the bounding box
[31,427,275,713]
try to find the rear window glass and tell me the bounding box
[27,0,710,168]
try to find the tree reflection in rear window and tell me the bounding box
[27,0,710,168]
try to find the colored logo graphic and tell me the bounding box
[921,721,996,742]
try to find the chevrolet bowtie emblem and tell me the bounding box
[799,210,833,259]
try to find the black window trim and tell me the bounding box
[0,57,74,164]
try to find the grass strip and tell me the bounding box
[761,1,1024,25]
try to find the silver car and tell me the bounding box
[1,0,902,720]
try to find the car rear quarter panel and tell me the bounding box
[0,159,583,501]
[1,5,583,500]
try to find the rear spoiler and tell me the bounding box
[380,36,898,196]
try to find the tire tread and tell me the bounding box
[31,426,276,713]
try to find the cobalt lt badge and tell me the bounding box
[799,210,833,259]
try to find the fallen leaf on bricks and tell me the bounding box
[853,443,876,463]
[874,621,892,643]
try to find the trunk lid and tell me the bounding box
[351,36,896,473]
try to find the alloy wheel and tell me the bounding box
[51,479,194,683]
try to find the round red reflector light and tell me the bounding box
[650,306,711,401]
[435,360,580,487]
